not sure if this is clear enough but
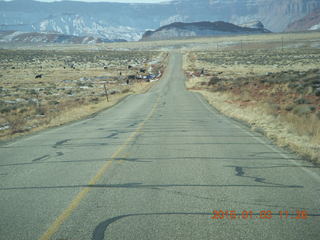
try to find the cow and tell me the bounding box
[35,74,43,79]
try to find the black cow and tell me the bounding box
[35,74,43,79]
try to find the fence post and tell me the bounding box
[103,83,109,102]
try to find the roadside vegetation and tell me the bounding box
[0,49,167,140]
[184,45,320,164]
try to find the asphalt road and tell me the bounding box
[0,52,320,240]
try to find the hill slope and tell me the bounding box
[0,30,116,44]
[141,21,270,41]
[285,8,320,31]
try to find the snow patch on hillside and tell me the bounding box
[310,23,320,30]
[33,15,142,41]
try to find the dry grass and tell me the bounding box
[0,49,167,141]
[1,81,157,141]
[184,40,320,164]
[12,31,320,52]
[195,90,320,163]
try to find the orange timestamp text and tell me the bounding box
[211,210,308,220]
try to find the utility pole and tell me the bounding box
[281,37,284,51]
[103,83,109,102]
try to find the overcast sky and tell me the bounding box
[33,0,169,3]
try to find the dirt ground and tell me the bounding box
[0,49,167,140]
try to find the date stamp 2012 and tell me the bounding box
[211,210,308,220]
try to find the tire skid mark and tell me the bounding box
[32,154,50,162]
[231,165,298,187]
[92,212,211,240]
[38,95,161,240]
[56,152,64,157]
[105,133,118,139]
[53,139,71,149]
[104,130,130,139]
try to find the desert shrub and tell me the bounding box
[121,89,130,94]
[288,83,299,89]
[1,106,12,114]
[75,98,85,104]
[19,108,28,113]
[0,105,17,113]
[296,87,306,94]
[50,101,60,105]
[264,103,281,116]
[285,105,294,111]
[36,107,46,116]
[76,82,86,87]
[208,76,222,86]
[294,98,311,104]
[4,114,27,133]
[310,106,316,111]
[108,89,119,95]
[292,105,314,116]
[90,97,99,103]
[216,86,228,92]
[311,79,320,85]
[28,89,38,95]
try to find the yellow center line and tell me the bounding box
[38,96,160,240]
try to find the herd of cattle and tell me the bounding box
[34,65,159,83]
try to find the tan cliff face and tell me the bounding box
[1,0,320,40]
[285,8,320,31]
[251,0,320,32]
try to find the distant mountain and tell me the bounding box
[238,20,265,29]
[0,30,123,44]
[285,8,320,31]
[0,0,319,41]
[141,21,270,41]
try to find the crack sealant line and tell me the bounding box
[194,92,320,182]
[38,96,160,240]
